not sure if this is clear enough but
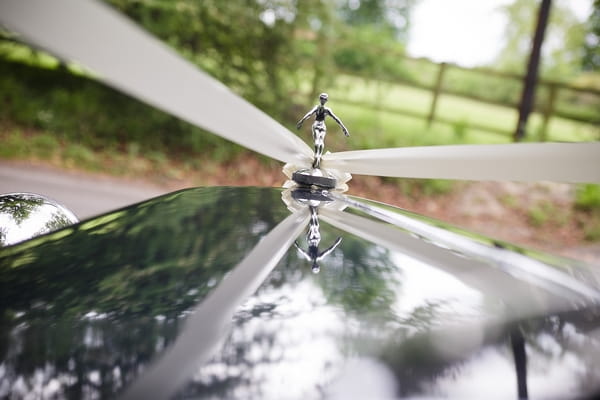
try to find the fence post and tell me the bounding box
[427,62,447,128]
[538,83,557,142]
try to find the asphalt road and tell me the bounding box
[0,161,168,220]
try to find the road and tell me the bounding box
[0,161,168,220]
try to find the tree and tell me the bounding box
[106,0,334,119]
[495,0,589,80]
[582,0,600,71]
[337,0,417,42]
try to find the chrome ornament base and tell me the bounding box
[282,161,352,192]
[292,168,337,189]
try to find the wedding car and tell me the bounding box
[1,1,599,398]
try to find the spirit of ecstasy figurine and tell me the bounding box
[297,93,349,169]
[292,93,349,189]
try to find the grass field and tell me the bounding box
[321,74,599,152]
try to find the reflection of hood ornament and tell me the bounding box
[294,206,342,274]
[286,93,351,190]
[282,187,344,274]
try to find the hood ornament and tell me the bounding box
[296,93,349,169]
[287,93,351,190]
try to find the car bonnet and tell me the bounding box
[1,186,599,399]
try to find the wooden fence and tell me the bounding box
[309,40,600,142]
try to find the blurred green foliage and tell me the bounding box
[575,184,600,241]
[582,0,600,71]
[575,184,600,211]
[0,59,241,160]
[332,25,413,81]
[0,129,29,158]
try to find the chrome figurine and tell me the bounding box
[294,206,342,274]
[297,93,349,169]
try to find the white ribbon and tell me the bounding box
[323,142,600,183]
